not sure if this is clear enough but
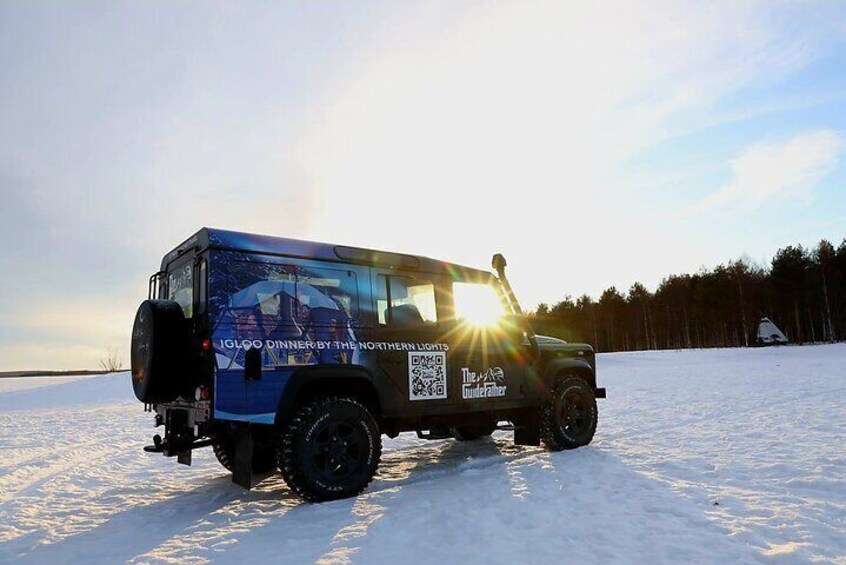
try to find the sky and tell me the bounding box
[2,1,846,371]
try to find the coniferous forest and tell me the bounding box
[529,239,846,352]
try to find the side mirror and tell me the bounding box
[245,347,262,381]
[499,315,538,354]
[498,314,525,340]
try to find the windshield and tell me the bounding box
[453,281,507,326]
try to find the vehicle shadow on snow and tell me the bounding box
[4,437,758,564]
[201,437,758,564]
[122,439,510,564]
[3,473,299,565]
[195,437,511,564]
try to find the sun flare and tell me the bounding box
[453,282,506,327]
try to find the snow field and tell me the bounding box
[0,344,843,564]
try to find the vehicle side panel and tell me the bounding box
[203,246,576,425]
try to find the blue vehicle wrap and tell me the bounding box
[208,246,368,423]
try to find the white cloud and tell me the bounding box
[689,130,843,213]
[299,1,846,303]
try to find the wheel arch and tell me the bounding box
[274,365,383,427]
[541,358,596,396]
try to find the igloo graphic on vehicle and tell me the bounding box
[131,228,605,502]
[209,254,363,423]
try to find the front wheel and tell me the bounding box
[278,396,382,502]
[540,376,597,451]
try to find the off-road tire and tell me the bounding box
[540,375,597,451]
[450,423,497,441]
[212,438,277,474]
[278,396,381,502]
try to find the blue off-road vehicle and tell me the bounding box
[131,228,605,502]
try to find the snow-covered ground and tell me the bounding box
[0,374,99,394]
[0,345,843,564]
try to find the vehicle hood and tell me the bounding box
[536,341,594,354]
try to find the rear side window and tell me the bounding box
[296,268,357,324]
[168,263,193,318]
[209,253,360,368]
[215,261,358,324]
[377,275,438,326]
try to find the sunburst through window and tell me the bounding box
[453,282,507,327]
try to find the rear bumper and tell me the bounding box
[594,387,606,399]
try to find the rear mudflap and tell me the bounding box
[232,425,255,490]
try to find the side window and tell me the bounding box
[376,276,389,325]
[168,263,193,318]
[220,260,358,331]
[210,253,361,369]
[296,267,358,325]
[377,275,438,326]
[196,259,207,316]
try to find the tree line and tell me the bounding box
[529,239,846,352]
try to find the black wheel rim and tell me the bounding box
[310,419,366,481]
[556,389,590,438]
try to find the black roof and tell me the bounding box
[161,228,492,279]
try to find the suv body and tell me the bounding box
[131,228,605,501]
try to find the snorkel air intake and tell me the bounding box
[492,253,538,355]
[492,253,523,315]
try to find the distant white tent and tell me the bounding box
[756,317,789,346]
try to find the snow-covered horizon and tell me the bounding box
[1,345,844,563]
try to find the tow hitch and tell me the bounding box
[143,434,215,467]
[143,434,214,454]
[143,405,213,465]
[143,434,165,453]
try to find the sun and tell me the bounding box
[453,282,507,327]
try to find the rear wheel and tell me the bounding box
[278,396,381,502]
[540,375,597,451]
[212,436,277,474]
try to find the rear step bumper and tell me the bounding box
[143,434,214,454]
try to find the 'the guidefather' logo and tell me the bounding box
[461,367,507,399]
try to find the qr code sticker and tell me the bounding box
[408,351,447,401]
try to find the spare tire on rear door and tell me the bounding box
[131,299,193,403]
